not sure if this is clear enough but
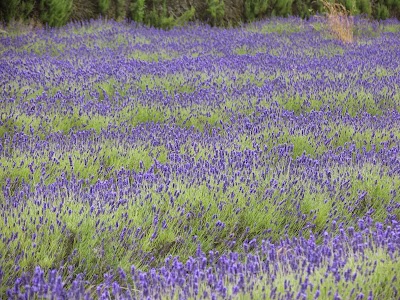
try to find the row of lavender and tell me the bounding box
[1,18,400,298]
[2,18,400,122]
[7,220,400,299]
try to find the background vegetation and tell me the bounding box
[0,0,399,29]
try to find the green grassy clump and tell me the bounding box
[0,142,169,190]
[237,122,399,159]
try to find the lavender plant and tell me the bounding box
[0,17,399,299]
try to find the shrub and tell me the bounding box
[0,0,35,23]
[71,0,97,21]
[116,0,127,20]
[343,0,358,14]
[271,0,294,16]
[375,3,390,19]
[39,0,73,27]
[244,0,269,21]
[98,0,111,15]
[357,0,372,15]
[293,0,324,19]
[175,7,196,27]
[145,0,174,29]
[206,0,225,26]
[0,0,20,23]
[130,0,146,23]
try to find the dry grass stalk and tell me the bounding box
[321,0,354,43]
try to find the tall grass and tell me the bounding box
[321,0,354,43]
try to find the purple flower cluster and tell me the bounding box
[6,219,400,299]
[1,17,400,299]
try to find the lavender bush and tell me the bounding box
[1,17,400,299]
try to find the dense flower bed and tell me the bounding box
[1,18,400,299]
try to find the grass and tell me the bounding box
[246,19,305,35]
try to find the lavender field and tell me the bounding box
[1,17,400,299]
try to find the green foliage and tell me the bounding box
[159,0,175,29]
[130,0,146,23]
[245,0,269,21]
[98,0,110,15]
[341,0,374,16]
[159,16,175,29]
[70,0,98,21]
[342,0,358,14]
[1,0,400,28]
[293,0,310,18]
[271,0,294,16]
[357,0,372,15]
[21,0,36,19]
[206,0,225,26]
[0,0,35,23]
[0,0,20,23]
[376,3,390,19]
[175,6,196,26]
[39,0,73,27]
[373,0,400,19]
[292,0,324,18]
[146,0,173,29]
[143,0,195,29]
[116,0,127,19]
